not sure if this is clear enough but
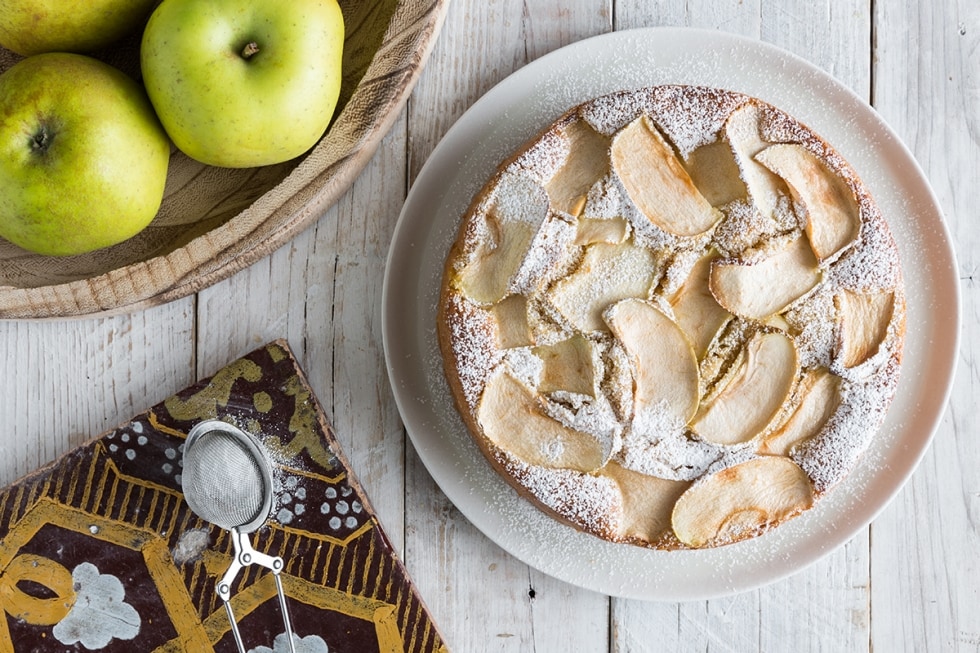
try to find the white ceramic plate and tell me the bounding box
[381,27,959,600]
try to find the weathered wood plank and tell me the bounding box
[870,0,979,649]
[0,300,195,486]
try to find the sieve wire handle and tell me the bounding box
[223,599,247,653]
[216,529,297,653]
[275,572,297,653]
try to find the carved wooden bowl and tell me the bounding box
[0,0,449,319]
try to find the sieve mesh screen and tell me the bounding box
[182,430,267,531]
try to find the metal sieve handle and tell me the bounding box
[181,419,296,653]
[219,528,296,653]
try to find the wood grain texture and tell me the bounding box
[1,0,973,651]
[0,299,195,488]
[871,0,977,650]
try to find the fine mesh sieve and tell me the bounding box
[181,420,296,653]
[182,426,271,533]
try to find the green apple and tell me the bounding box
[0,53,170,256]
[0,0,157,56]
[140,0,345,168]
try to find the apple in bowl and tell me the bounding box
[0,53,170,256]
[0,0,157,55]
[141,0,345,168]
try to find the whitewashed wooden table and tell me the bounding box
[1,1,975,650]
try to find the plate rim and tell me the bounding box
[382,26,960,600]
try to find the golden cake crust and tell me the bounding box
[437,85,905,549]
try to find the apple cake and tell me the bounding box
[437,85,905,549]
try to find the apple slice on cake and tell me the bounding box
[835,289,895,368]
[760,368,842,456]
[600,461,691,543]
[610,115,722,237]
[683,139,748,208]
[709,235,822,320]
[692,331,798,446]
[533,334,597,396]
[723,103,789,220]
[457,215,539,305]
[491,294,533,348]
[574,217,630,246]
[756,143,861,262]
[604,298,700,426]
[550,240,659,332]
[670,250,734,359]
[546,119,612,216]
[477,367,609,472]
[671,456,813,547]
[456,173,551,304]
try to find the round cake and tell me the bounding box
[437,85,905,549]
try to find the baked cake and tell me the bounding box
[437,86,905,549]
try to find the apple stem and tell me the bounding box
[241,42,260,59]
[30,126,52,154]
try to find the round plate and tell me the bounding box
[382,27,959,600]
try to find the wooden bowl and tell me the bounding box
[0,0,449,319]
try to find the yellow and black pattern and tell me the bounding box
[0,341,447,653]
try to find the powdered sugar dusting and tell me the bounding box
[584,174,623,219]
[581,89,658,136]
[493,170,550,225]
[498,449,624,538]
[829,207,902,293]
[512,126,570,183]
[544,390,623,454]
[510,215,578,296]
[500,347,543,387]
[794,355,901,492]
[784,285,838,370]
[443,294,501,410]
[713,197,799,257]
[617,403,723,481]
[649,85,748,158]
[659,247,703,299]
